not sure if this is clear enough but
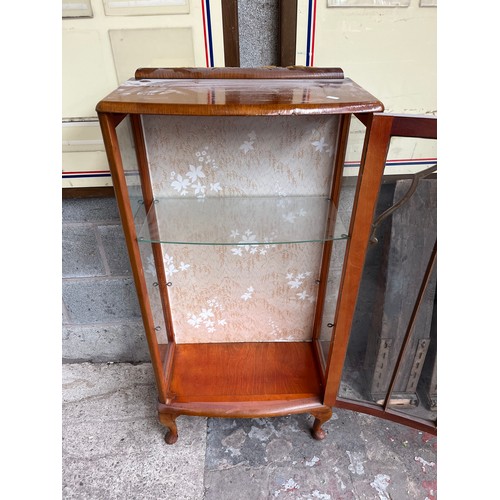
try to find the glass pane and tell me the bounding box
[136,239,169,345]
[338,135,437,426]
[381,285,437,423]
[382,135,437,177]
[115,116,168,346]
[137,196,347,245]
[318,115,366,367]
[115,116,144,222]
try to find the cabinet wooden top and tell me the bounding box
[96,67,383,116]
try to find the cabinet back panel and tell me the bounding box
[142,115,340,343]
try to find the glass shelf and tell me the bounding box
[137,196,348,246]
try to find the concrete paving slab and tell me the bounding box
[62,322,149,363]
[62,363,207,500]
[62,362,437,499]
[204,411,437,499]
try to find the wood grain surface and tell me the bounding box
[169,341,323,403]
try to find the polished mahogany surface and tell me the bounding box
[169,342,323,403]
[134,66,345,80]
[96,77,383,116]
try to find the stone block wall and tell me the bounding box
[62,197,149,362]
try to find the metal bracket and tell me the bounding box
[370,164,437,244]
[372,338,393,393]
[406,339,430,393]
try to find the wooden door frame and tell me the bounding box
[279,0,298,66]
[328,113,437,435]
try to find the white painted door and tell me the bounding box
[62,0,226,188]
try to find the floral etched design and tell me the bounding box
[241,286,254,301]
[286,271,316,303]
[163,253,190,278]
[186,164,205,183]
[144,253,190,280]
[282,208,307,224]
[171,174,190,196]
[187,297,226,333]
[268,318,283,337]
[229,229,276,257]
[169,147,221,198]
[311,136,334,156]
[239,131,257,154]
[275,198,309,225]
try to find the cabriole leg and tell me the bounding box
[159,412,179,444]
[310,407,333,440]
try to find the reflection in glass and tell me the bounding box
[137,231,169,345]
[116,116,144,221]
[116,116,168,346]
[318,115,366,368]
[338,169,437,424]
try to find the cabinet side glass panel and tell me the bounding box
[318,115,366,367]
[116,116,168,345]
[141,115,340,344]
[116,117,144,221]
[337,136,437,424]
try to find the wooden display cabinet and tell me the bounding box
[96,66,391,444]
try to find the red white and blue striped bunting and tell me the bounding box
[305,0,318,67]
[201,0,214,68]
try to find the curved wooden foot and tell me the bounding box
[310,407,333,440]
[159,412,178,445]
[164,430,178,445]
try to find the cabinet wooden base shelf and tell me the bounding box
[166,341,322,402]
[157,341,332,443]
